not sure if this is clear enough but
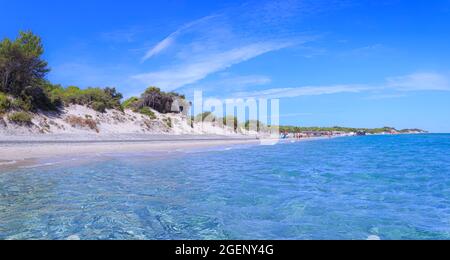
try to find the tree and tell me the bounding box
[138,86,186,114]
[0,31,50,97]
[104,87,123,101]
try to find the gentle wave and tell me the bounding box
[1,134,450,240]
[19,162,60,169]
[0,160,17,166]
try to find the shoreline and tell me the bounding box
[0,137,262,168]
[0,135,341,170]
[1,133,426,170]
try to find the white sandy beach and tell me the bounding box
[0,134,339,170]
[0,137,261,162]
[0,104,267,166]
[0,104,331,167]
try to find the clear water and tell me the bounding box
[1,134,450,240]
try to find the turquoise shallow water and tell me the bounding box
[1,134,450,240]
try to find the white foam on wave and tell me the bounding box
[0,160,17,166]
[19,162,60,169]
[66,235,81,240]
[367,235,381,240]
[259,140,279,146]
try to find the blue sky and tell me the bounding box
[2,0,450,132]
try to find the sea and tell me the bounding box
[1,134,450,240]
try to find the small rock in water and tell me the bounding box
[67,235,81,240]
[367,235,381,240]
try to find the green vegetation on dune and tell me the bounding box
[244,120,266,132]
[196,111,215,122]
[164,117,172,128]
[122,97,140,109]
[48,85,123,112]
[8,112,32,125]
[137,86,186,113]
[0,92,11,113]
[0,31,49,96]
[123,87,187,119]
[398,128,427,133]
[138,107,157,120]
[190,112,427,134]
[192,114,264,132]
[278,125,426,134]
[0,30,426,135]
[0,31,124,114]
[0,31,55,112]
[223,116,239,131]
[0,31,187,119]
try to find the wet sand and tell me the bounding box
[0,134,340,171]
[0,137,261,164]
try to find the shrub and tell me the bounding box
[57,86,83,104]
[144,86,162,95]
[244,120,265,132]
[122,97,139,109]
[21,85,56,111]
[11,98,33,112]
[138,107,156,120]
[164,118,172,128]
[91,102,106,113]
[121,87,187,115]
[65,115,99,133]
[0,92,11,113]
[196,111,215,122]
[8,112,33,125]
[42,82,63,108]
[49,86,123,112]
[139,86,186,114]
[223,116,239,131]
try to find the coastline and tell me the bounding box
[0,136,261,168]
[0,134,345,171]
[0,134,422,170]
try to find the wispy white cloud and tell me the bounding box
[232,84,368,99]
[134,41,293,91]
[142,15,218,61]
[386,72,450,91]
[177,74,272,96]
[142,37,175,61]
[133,1,315,91]
[226,72,450,100]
